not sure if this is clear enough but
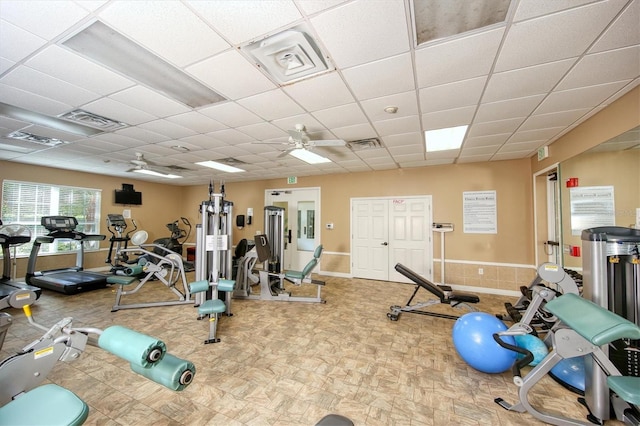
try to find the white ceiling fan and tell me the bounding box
[127,152,182,178]
[260,124,346,157]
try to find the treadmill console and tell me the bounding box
[41,216,78,232]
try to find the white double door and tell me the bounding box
[351,196,433,283]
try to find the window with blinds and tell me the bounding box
[1,180,102,256]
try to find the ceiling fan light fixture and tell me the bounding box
[132,168,182,179]
[289,148,331,164]
[243,24,331,84]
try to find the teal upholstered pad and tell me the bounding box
[0,384,89,426]
[198,299,226,316]
[607,376,640,405]
[106,275,137,285]
[217,279,235,292]
[285,270,304,280]
[545,293,640,345]
[189,280,209,294]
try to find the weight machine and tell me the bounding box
[190,182,235,344]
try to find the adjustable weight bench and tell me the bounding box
[388,263,480,321]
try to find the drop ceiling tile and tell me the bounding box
[87,132,147,149]
[1,0,88,39]
[457,154,493,162]
[535,80,631,115]
[519,108,591,132]
[513,0,598,22]
[492,150,533,161]
[415,27,504,88]
[187,50,276,100]
[178,134,227,150]
[137,118,197,140]
[187,0,302,45]
[342,52,415,101]
[468,117,525,138]
[82,97,155,125]
[271,114,324,133]
[0,84,72,116]
[0,115,33,131]
[20,124,84,142]
[115,126,170,144]
[499,140,544,153]
[421,106,476,130]
[475,94,545,122]
[382,132,423,148]
[198,102,262,128]
[419,76,487,113]
[360,91,419,121]
[312,103,368,129]
[483,59,575,103]
[310,0,410,68]
[556,46,640,91]
[283,72,354,111]
[464,133,511,148]
[0,19,47,64]
[26,46,135,96]
[388,145,423,156]
[460,145,502,156]
[99,1,229,67]
[373,115,421,136]
[237,122,286,140]
[330,122,377,142]
[590,0,640,53]
[296,0,349,15]
[165,111,227,134]
[496,1,627,72]
[508,127,565,144]
[109,86,190,118]
[207,128,255,145]
[237,89,304,121]
[0,57,15,74]
[0,66,100,107]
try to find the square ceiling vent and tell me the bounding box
[59,109,127,131]
[242,24,331,84]
[7,131,69,147]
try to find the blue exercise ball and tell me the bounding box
[514,334,549,366]
[452,312,517,374]
[550,356,586,394]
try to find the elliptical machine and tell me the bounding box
[151,218,194,272]
[105,214,138,275]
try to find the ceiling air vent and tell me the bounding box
[242,24,331,84]
[59,109,128,131]
[348,138,383,150]
[219,158,247,166]
[7,131,69,147]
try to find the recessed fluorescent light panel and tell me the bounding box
[425,125,468,152]
[243,24,330,84]
[289,149,331,164]
[61,21,227,108]
[413,0,511,45]
[196,160,246,173]
[59,109,127,131]
[132,169,182,179]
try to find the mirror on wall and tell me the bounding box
[560,126,640,268]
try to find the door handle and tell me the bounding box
[381,242,388,246]
[288,229,292,244]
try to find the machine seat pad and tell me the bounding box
[607,376,640,405]
[0,384,89,426]
[198,299,226,316]
[217,279,235,292]
[447,291,481,304]
[545,293,640,345]
[107,275,138,286]
[285,270,305,280]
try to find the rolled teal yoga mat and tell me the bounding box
[98,326,166,368]
[131,353,196,391]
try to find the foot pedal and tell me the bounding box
[578,397,603,425]
[505,304,522,323]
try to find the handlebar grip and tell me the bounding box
[492,333,534,378]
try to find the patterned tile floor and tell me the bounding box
[0,274,621,425]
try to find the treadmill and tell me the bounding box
[0,220,41,309]
[26,216,107,295]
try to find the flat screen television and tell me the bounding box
[114,184,142,205]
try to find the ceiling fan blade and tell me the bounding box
[277,147,296,158]
[310,139,346,147]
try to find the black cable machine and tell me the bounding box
[0,220,41,309]
[26,216,107,295]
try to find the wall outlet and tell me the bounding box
[478,268,484,275]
